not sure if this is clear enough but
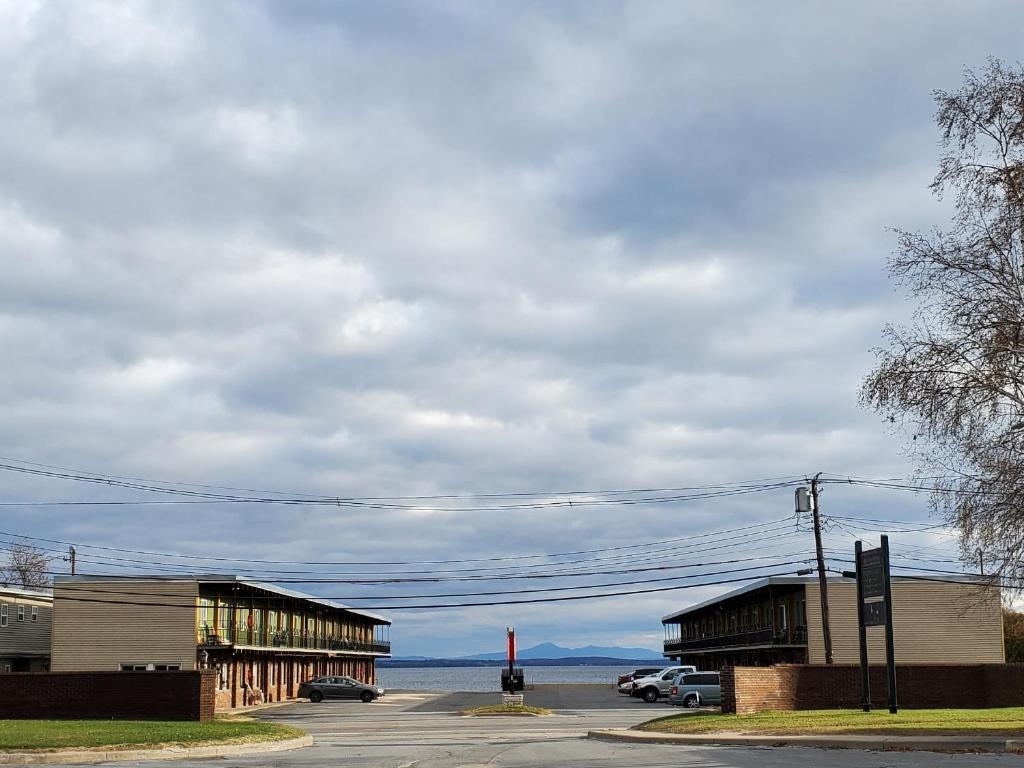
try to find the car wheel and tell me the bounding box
[642,687,659,703]
[309,690,323,703]
[360,690,374,703]
[684,695,699,709]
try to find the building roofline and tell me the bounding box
[660,577,807,623]
[53,574,390,625]
[0,584,53,600]
[660,574,990,623]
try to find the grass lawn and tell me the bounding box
[0,717,305,752]
[638,708,1024,736]
[461,704,552,716]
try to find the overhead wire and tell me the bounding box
[52,558,812,602]
[46,569,805,611]
[0,461,801,511]
[0,516,794,570]
[0,455,805,500]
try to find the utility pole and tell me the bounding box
[68,545,76,575]
[807,474,834,664]
[794,481,835,667]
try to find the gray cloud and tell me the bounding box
[0,0,1018,655]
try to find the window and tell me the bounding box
[17,605,24,622]
[31,606,38,622]
[777,604,787,630]
[752,607,759,628]
[0,604,7,627]
[797,599,807,627]
[120,663,180,671]
[2,664,10,673]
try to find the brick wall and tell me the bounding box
[0,670,217,721]
[722,664,1024,714]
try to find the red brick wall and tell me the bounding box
[722,664,1024,714]
[0,670,217,721]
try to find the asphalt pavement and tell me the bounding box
[52,686,1024,767]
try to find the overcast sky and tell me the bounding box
[1,1,1022,657]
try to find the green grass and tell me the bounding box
[638,707,1024,736]
[0,717,305,752]
[461,704,552,716]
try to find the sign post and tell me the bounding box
[854,541,871,711]
[854,535,898,713]
[507,625,516,686]
[501,626,524,703]
[881,536,898,714]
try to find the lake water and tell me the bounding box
[377,665,634,692]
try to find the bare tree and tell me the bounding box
[0,542,52,589]
[862,58,1024,583]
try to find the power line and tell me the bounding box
[47,569,805,611]
[62,530,803,578]
[0,460,801,511]
[0,454,805,500]
[0,516,794,569]
[42,546,809,584]
[53,559,810,602]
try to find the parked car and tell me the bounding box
[631,665,696,702]
[616,667,662,694]
[668,671,721,708]
[298,675,385,703]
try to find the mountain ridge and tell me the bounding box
[391,641,663,662]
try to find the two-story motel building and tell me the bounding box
[662,575,1004,669]
[51,575,391,709]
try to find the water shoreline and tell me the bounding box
[377,664,640,692]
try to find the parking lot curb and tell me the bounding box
[587,729,1021,753]
[0,734,313,765]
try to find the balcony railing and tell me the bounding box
[664,625,807,654]
[198,626,390,655]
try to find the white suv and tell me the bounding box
[631,665,696,703]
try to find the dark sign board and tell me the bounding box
[860,548,884,599]
[855,536,898,713]
[863,600,886,627]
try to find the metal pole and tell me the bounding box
[881,535,898,713]
[810,475,834,664]
[855,540,870,711]
[69,545,76,576]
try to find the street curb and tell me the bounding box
[0,735,314,765]
[587,729,1024,753]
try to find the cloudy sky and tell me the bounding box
[1,1,1021,657]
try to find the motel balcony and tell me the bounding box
[664,625,807,655]
[198,626,391,656]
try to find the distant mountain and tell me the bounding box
[379,656,663,668]
[459,642,662,661]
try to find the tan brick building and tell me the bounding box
[662,575,1003,669]
[51,575,391,710]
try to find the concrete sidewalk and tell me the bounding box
[0,735,312,765]
[589,728,1024,754]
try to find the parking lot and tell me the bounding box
[56,687,1024,768]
